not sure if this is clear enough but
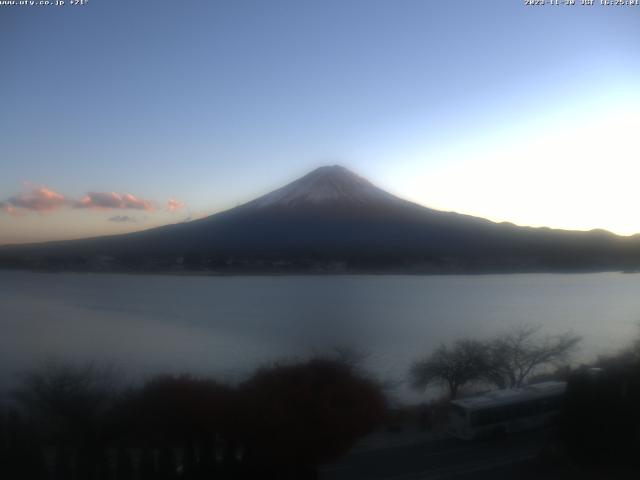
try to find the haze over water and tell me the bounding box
[1,270,638,402]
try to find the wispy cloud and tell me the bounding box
[0,201,15,214]
[75,192,155,211]
[108,215,139,223]
[166,197,186,212]
[0,185,68,213]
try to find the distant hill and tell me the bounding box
[2,165,640,274]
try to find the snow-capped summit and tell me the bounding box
[246,165,401,209]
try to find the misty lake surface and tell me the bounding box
[1,271,639,402]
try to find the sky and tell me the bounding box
[1,0,639,244]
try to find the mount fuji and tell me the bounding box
[2,165,640,273]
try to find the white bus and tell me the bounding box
[448,381,566,440]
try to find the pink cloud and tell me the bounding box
[166,197,186,212]
[1,185,171,218]
[1,186,68,213]
[76,192,155,211]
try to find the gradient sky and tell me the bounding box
[1,0,639,244]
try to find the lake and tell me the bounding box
[1,271,638,402]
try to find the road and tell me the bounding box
[320,430,553,480]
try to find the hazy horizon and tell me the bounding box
[3,162,639,247]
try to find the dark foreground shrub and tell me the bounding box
[561,359,640,468]
[240,358,388,478]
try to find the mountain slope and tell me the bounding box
[2,165,640,273]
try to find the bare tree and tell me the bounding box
[13,361,120,442]
[486,325,581,388]
[410,339,489,399]
[332,345,370,368]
